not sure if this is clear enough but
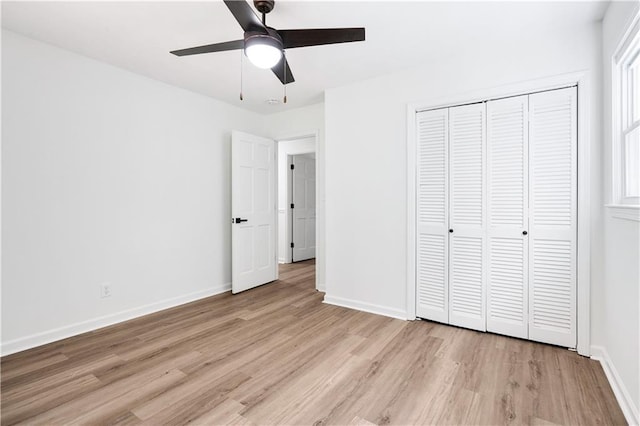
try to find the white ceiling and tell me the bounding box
[2,1,608,114]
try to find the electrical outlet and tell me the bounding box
[100,283,111,298]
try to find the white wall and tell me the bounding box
[276,137,316,264]
[1,30,265,354]
[1,30,327,353]
[323,24,603,319]
[266,103,325,290]
[599,2,640,422]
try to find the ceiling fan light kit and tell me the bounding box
[244,30,283,69]
[171,0,365,100]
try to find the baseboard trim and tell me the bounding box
[323,294,407,320]
[591,345,639,425]
[1,283,231,357]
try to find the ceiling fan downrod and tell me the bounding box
[253,0,274,25]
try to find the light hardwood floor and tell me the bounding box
[1,260,626,425]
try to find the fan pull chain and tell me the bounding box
[283,51,287,104]
[240,50,244,101]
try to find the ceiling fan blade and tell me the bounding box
[278,28,365,49]
[223,0,266,32]
[272,57,294,85]
[170,40,244,56]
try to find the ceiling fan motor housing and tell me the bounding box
[244,28,283,52]
[254,0,275,14]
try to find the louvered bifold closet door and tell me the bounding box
[528,87,577,348]
[486,95,529,339]
[416,108,449,323]
[448,103,486,331]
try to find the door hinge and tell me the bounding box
[290,203,294,209]
[290,242,294,248]
[290,164,295,170]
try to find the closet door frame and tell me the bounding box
[407,71,592,356]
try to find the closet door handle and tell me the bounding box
[449,229,454,233]
[522,230,528,235]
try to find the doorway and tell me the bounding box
[277,136,316,264]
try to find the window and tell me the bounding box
[624,53,640,199]
[614,15,640,205]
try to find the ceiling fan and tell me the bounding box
[170,0,366,85]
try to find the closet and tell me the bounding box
[416,86,577,348]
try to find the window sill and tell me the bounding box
[605,204,640,222]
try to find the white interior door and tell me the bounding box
[231,131,277,294]
[486,95,529,339]
[528,87,577,347]
[448,103,486,332]
[416,108,449,323]
[292,154,316,262]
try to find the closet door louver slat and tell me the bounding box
[528,87,577,348]
[416,108,449,323]
[486,95,529,339]
[448,103,486,331]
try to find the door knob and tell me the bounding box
[449,229,454,233]
[234,218,248,224]
[522,230,528,235]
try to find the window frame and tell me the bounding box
[613,15,640,206]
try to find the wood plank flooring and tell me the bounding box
[1,260,626,425]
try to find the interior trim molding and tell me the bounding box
[591,345,639,425]
[323,294,407,320]
[605,204,640,222]
[1,283,231,357]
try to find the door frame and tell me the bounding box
[406,71,593,356]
